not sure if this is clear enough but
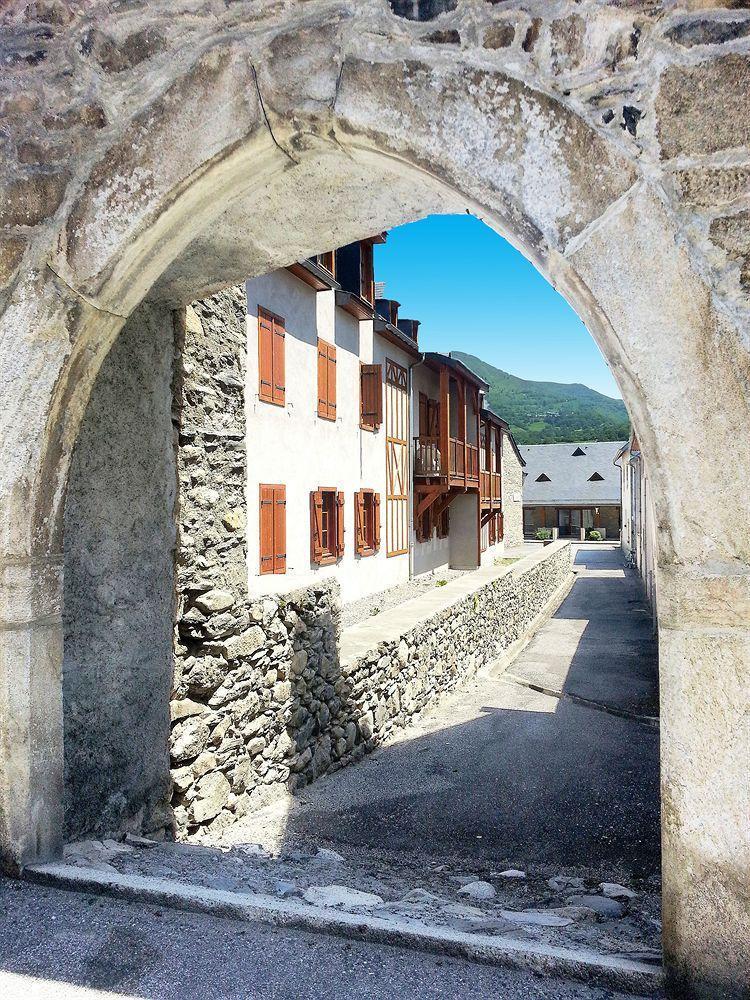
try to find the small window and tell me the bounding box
[360,363,383,431]
[258,307,285,406]
[572,446,586,457]
[588,472,605,482]
[536,473,551,482]
[259,484,286,575]
[311,488,344,564]
[355,490,381,556]
[317,339,337,420]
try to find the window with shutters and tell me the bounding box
[360,363,382,431]
[317,339,337,420]
[310,488,344,564]
[355,489,380,556]
[259,484,286,575]
[257,307,285,406]
[436,506,449,540]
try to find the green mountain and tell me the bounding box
[452,351,630,445]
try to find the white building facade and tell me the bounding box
[239,238,524,606]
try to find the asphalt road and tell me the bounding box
[246,544,661,881]
[0,879,662,1000]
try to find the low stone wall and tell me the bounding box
[170,542,572,838]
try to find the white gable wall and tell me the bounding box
[245,269,412,604]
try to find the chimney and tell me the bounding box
[397,318,420,343]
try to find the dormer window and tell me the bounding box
[361,241,374,305]
[572,446,586,457]
[536,473,551,482]
[588,472,604,482]
[316,251,335,276]
[334,235,385,306]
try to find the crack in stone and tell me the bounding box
[44,261,130,320]
[251,64,299,166]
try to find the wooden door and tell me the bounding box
[385,359,409,557]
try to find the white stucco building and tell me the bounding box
[242,237,525,605]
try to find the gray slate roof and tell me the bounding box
[520,441,626,505]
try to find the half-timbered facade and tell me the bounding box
[240,241,523,604]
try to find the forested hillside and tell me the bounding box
[452,352,630,445]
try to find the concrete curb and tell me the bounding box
[24,863,662,995]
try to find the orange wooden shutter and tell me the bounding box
[373,492,381,550]
[274,485,286,573]
[258,309,273,403]
[317,340,327,418]
[336,491,345,555]
[310,490,324,563]
[327,342,337,420]
[355,491,365,554]
[272,316,285,405]
[259,485,274,574]
[360,364,382,429]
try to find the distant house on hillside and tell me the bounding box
[520,441,626,540]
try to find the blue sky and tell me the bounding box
[374,214,621,399]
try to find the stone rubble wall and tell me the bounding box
[172,483,571,838]
[336,543,572,754]
[170,286,571,839]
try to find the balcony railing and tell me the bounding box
[465,442,479,482]
[481,469,503,503]
[414,436,442,477]
[415,436,479,482]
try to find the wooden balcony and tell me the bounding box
[414,436,442,477]
[414,436,479,487]
[481,470,502,507]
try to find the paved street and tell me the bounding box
[0,879,662,1000]
[241,544,660,882]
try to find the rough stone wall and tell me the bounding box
[63,302,176,841]
[171,526,570,838]
[336,543,572,753]
[502,435,524,549]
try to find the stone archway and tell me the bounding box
[0,3,748,996]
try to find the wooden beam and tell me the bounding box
[415,485,447,519]
[439,366,450,478]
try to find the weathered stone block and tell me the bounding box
[190,771,230,824]
[657,54,750,158]
[194,588,235,613]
